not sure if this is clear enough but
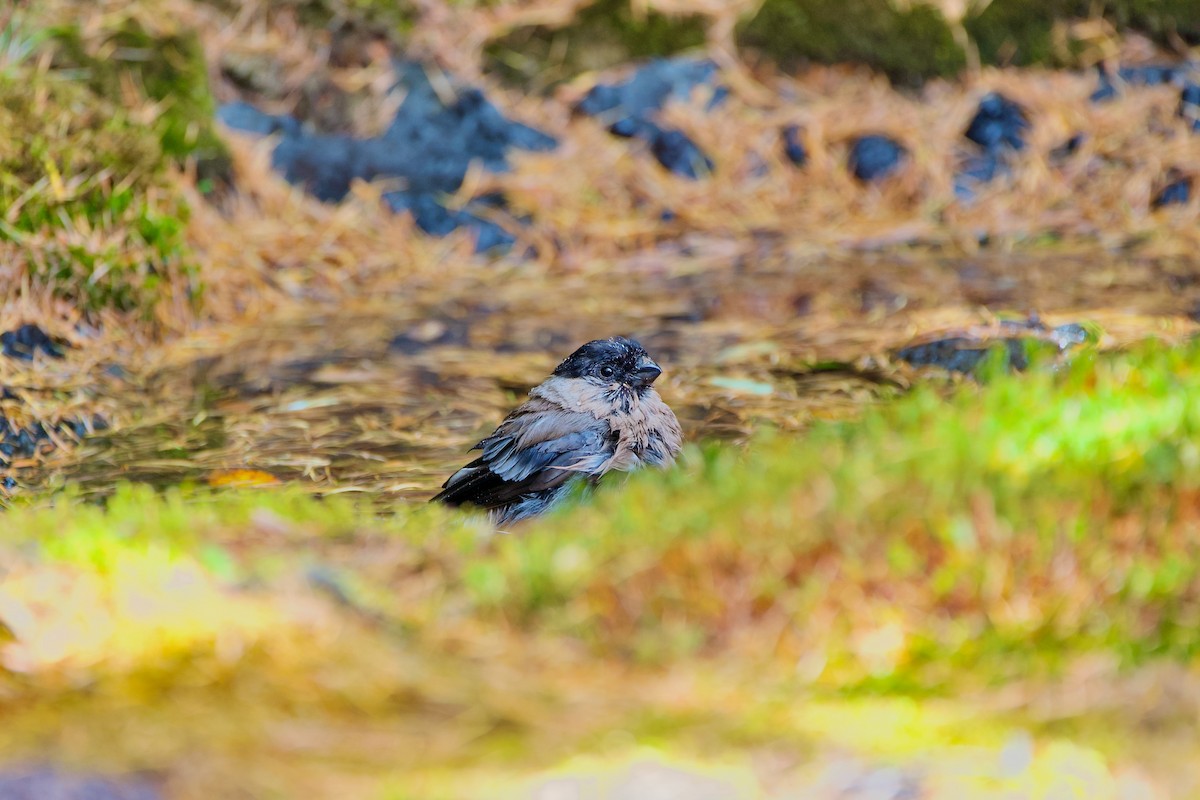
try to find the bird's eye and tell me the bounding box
[599,365,615,379]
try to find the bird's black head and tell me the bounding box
[552,336,663,389]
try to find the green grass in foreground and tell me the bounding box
[2,340,1200,794]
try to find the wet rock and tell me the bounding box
[847,135,906,182]
[782,124,808,166]
[0,768,161,800]
[1153,173,1192,207]
[895,318,1089,376]
[965,92,1029,152]
[577,57,718,179]
[1180,83,1200,132]
[218,60,556,253]
[1,325,64,361]
[897,337,1028,374]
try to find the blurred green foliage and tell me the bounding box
[5,340,1200,791]
[9,340,1200,681]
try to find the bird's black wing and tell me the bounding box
[432,402,612,510]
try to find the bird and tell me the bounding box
[432,336,683,525]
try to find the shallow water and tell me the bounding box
[34,248,1199,503]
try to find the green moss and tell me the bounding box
[485,0,708,87]
[737,0,1200,79]
[0,69,192,315]
[1105,0,1200,43]
[964,0,1200,66]
[736,0,966,85]
[962,0,1076,67]
[45,18,230,185]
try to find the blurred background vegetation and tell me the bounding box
[1,0,1200,797]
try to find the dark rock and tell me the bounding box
[953,152,1008,201]
[608,116,649,138]
[1092,64,1184,102]
[1,325,64,361]
[782,124,807,166]
[382,193,516,251]
[217,101,300,137]
[895,320,1089,376]
[0,768,161,800]
[649,126,714,179]
[1153,173,1192,207]
[14,430,36,458]
[576,57,718,179]
[964,92,1029,152]
[0,411,105,466]
[1180,83,1200,132]
[952,92,1029,199]
[219,60,556,253]
[578,58,718,121]
[1119,65,1181,85]
[896,337,1031,373]
[847,134,906,182]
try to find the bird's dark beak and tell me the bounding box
[631,357,663,388]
